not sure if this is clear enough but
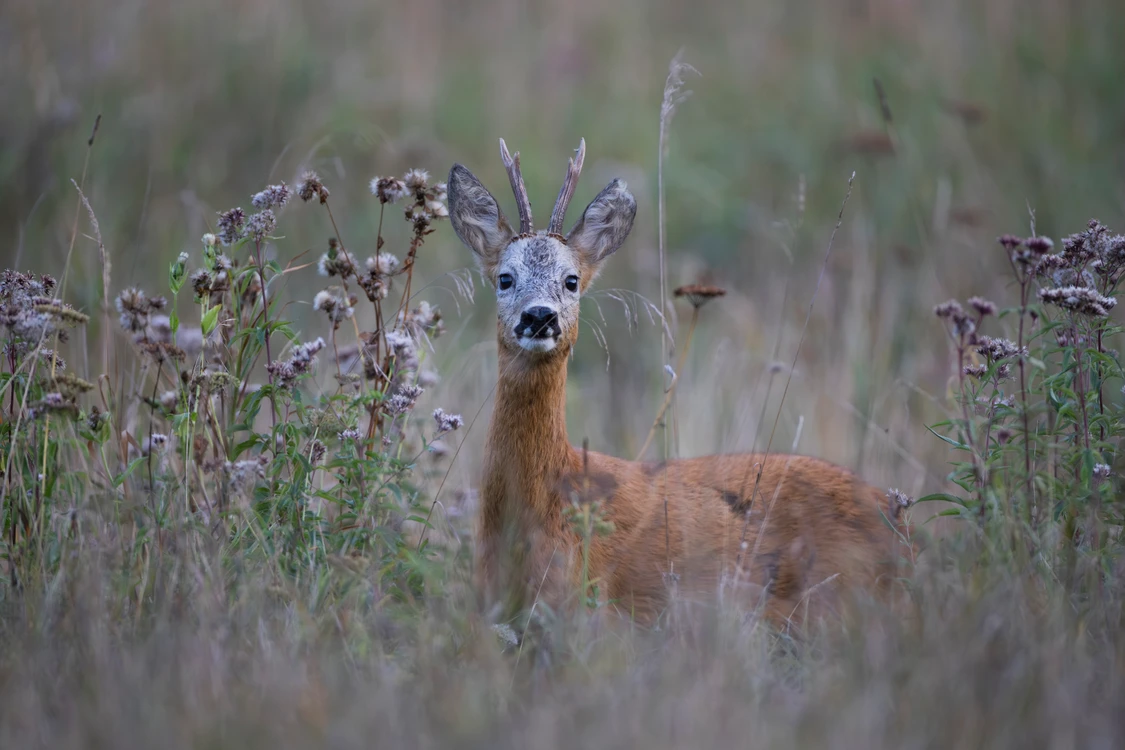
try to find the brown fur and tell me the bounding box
[476,331,912,630]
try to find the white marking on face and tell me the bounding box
[518,337,558,353]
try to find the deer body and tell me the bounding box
[449,140,907,628]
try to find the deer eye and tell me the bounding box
[565,275,579,293]
[498,273,514,291]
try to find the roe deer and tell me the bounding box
[447,139,911,629]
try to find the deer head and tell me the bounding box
[448,139,637,356]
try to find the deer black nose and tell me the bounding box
[518,307,559,338]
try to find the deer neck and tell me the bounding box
[482,344,577,526]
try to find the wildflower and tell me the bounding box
[673,284,727,309]
[386,330,419,373]
[1093,463,1112,479]
[159,390,179,410]
[296,171,329,203]
[367,253,399,275]
[418,369,440,388]
[217,208,247,246]
[312,287,355,328]
[225,455,270,495]
[403,168,430,194]
[318,249,358,278]
[1038,285,1117,317]
[1024,236,1054,254]
[997,234,1023,250]
[309,439,327,466]
[384,383,423,417]
[976,335,1024,361]
[934,299,974,336]
[403,300,444,338]
[245,210,277,242]
[338,428,363,442]
[202,232,218,249]
[887,488,914,518]
[433,408,464,433]
[251,182,291,209]
[266,337,326,389]
[963,364,987,378]
[968,296,997,317]
[370,176,409,204]
[996,363,1012,380]
[138,340,187,364]
[115,287,165,333]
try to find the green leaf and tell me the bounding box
[169,308,180,335]
[926,425,965,449]
[112,456,147,488]
[201,304,221,336]
[916,492,967,507]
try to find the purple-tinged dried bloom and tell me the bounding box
[1024,236,1054,254]
[266,337,326,389]
[251,182,291,210]
[338,428,363,442]
[385,330,419,373]
[934,300,964,319]
[1093,463,1112,478]
[997,234,1023,250]
[963,364,988,378]
[370,176,409,204]
[968,296,997,317]
[996,363,1012,380]
[245,210,277,242]
[217,208,247,246]
[1038,285,1117,317]
[976,335,1025,361]
[433,408,463,433]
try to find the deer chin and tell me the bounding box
[516,335,559,354]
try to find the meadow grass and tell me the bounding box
[2,0,1125,746]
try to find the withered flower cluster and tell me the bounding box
[266,337,326,389]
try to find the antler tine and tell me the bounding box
[499,138,533,235]
[547,138,586,236]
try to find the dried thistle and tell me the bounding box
[673,284,726,309]
[296,171,330,203]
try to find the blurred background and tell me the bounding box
[3,0,1124,505]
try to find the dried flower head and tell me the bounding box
[115,288,166,333]
[674,284,727,309]
[217,208,246,246]
[433,408,464,433]
[245,210,277,242]
[313,287,355,328]
[296,171,330,204]
[370,176,409,204]
[266,337,326,389]
[968,296,997,317]
[1093,463,1112,479]
[403,169,430,194]
[1038,285,1117,317]
[318,249,358,279]
[251,182,291,210]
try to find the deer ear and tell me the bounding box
[566,179,637,265]
[447,164,515,273]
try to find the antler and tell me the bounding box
[547,138,586,236]
[499,138,533,235]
